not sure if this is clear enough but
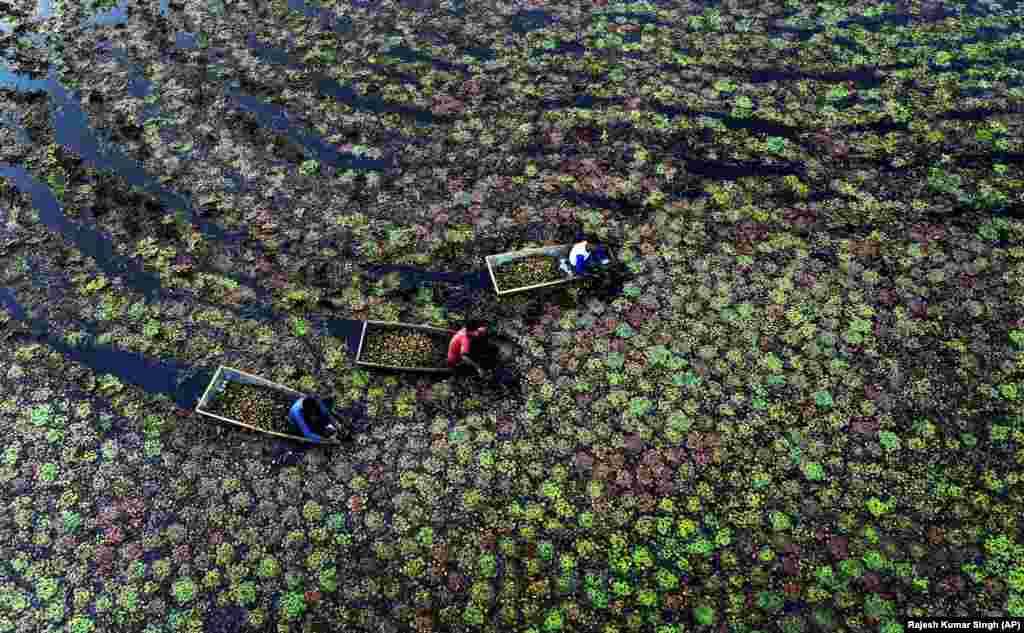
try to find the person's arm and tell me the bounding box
[295,416,323,443]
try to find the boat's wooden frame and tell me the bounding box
[195,365,342,445]
[354,320,457,373]
[485,244,613,296]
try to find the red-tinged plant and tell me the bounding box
[910,223,946,244]
[851,416,880,435]
[447,572,465,593]
[861,572,882,592]
[637,493,656,513]
[497,417,516,436]
[783,581,801,597]
[432,95,465,115]
[851,239,881,258]
[432,212,449,225]
[209,530,225,546]
[783,207,817,228]
[783,555,800,576]
[828,536,849,559]
[877,288,898,306]
[416,610,434,633]
[106,526,124,545]
[656,478,674,495]
[864,384,882,401]
[737,221,770,243]
[623,434,643,452]
[637,465,654,487]
[432,544,448,565]
[348,495,364,513]
[615,470,633,489]
[640,449,662,467]
[576,394,591,406]
[940,575,964,594]
[958,273,976,289]
[544,128,564,147]
[573,126,597,145]
[909,298,929,320]
[927,527,945,545]
[461,79,482,97]
[305,590,321,603]
[96,545,115,575]
[366,464,385,483]
[796,271,816,288]
[173,544,191,564]
[575,453,595,476]
[479,531,497,551]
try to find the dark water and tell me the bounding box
[0,164,163,302]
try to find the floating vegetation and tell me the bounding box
[204,382,296,435]
[360,326,450,368]
[1,0,1023,630]
[493,256,566,291]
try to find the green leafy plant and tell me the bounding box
[866,497,891,517]
[280,591,307,620]
[479,554,497,578]
[863,550,888,571]
[757,590,784,613]
[813,390,833,407]
[655,568,679,591]
[802,462,825,481]
[878,431,901,451]
[172,577,197,604]
[629,397,653,417]
[770,511,792,532]
[543,609,563,632]
[694,604,716,626]
[257,557,280,579]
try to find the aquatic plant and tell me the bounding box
[172,577,197,604]
[280,591,307,620]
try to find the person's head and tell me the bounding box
[301,397,320,421]
[464,319,487,337]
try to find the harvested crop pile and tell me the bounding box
[494,255,565,291]
[361,328,450,368]
[205,381,297,435]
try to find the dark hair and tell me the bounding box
[464,319,486,331]
[302,397,321,422]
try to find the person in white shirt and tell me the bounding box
[565,240,610,276]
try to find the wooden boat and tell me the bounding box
[195,365,343,445]
[355,320,457,373]
[485,243,614,296]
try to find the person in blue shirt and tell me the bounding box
[288,396,345,443]
[566,239,611,276]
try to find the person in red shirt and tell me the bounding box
[448,320,488,376]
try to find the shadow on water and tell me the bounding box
[286,0,354,35]
[83,0,130,29]
[0,164,163,302]
[509,10,557,34]
[0,287,211,410]
[225,84,393,171]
